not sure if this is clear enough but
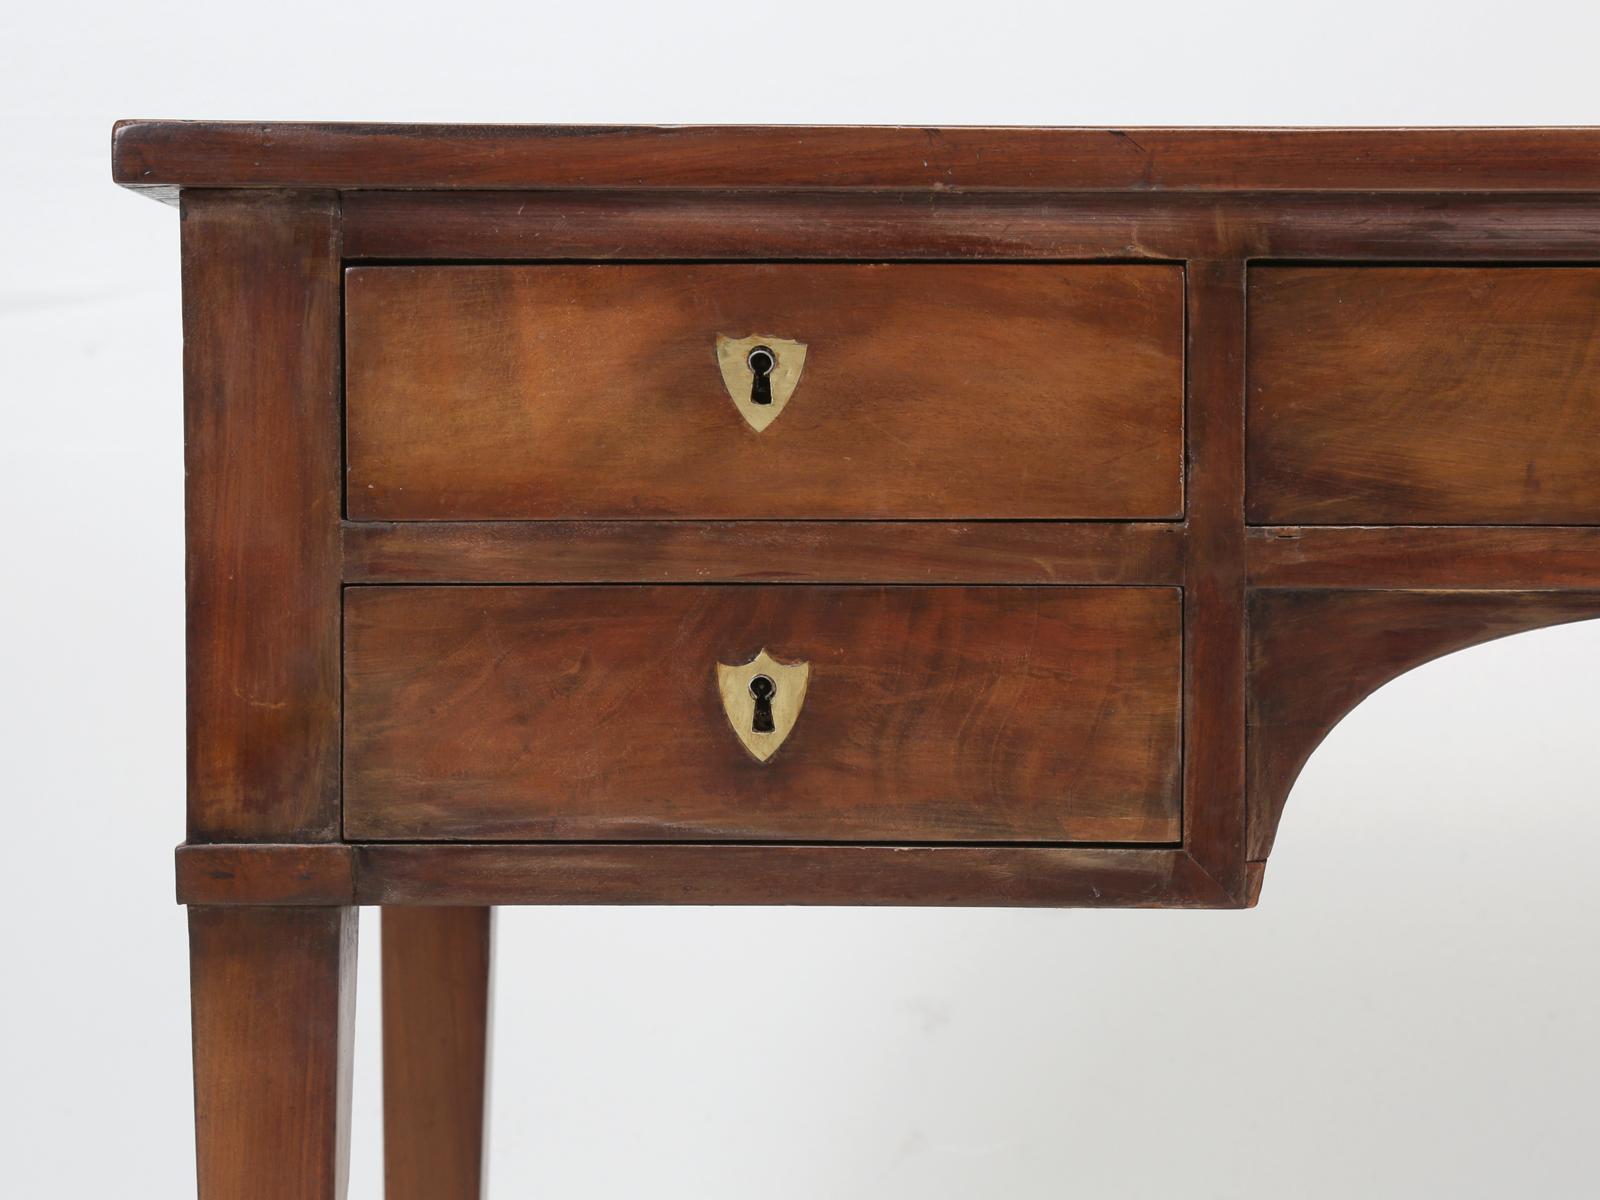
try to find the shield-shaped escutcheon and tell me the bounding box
[714,648,811,762]
[715,335,808,432]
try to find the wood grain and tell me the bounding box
[182,191,342,840]
[344,263,1185,521]
[1181,260,1249,901]
[189,907,358,1199]
[340,521,1185,585]
[136,126,1600,925]
[344,585,1183,844]
[383,908,493,1200]
[357,845,1235,907]
[1248,526,1600,589]
[342,190,1600,265]
[164,842,1237,907]
[114,122,1600,195]
[1248,267,1600,525]
[177,843,355,905]
[1247,590,1600,858]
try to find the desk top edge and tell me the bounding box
[111,121,1600,199]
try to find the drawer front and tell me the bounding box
[345,264,1185,520]
[1248,266,1600,524]
[343,586,1182,844]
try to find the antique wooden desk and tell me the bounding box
[115,122,1600,1198]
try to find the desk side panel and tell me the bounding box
[182,190,343,840]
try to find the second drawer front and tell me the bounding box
[1248,266,1600,524]
[344,585,1183,844]
[345,263,1185,520]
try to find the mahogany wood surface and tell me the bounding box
[344,585,1183,844]
[114,122,1600,195]
[345,263,1184,521]
[1180,261,1249,897]
[182,192,343,841]
[171,842,1236,906]
[128,125,1600,1200]
[340,521,1185,585]
[1248,267,1600,526]
[177,843,355,905]
[382,908,493,1200]
[120,127,1600,908]
[189,907,358,1199]
[342,190,1600,264]
[1248,590,1600,858]
[1248,526,1600,590]
[357,844,1231,907]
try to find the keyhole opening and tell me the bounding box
[747,346,775,406]
[749,674,776,733]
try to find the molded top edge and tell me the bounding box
[112,121,1600,199]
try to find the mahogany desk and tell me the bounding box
[114,122,1600,1198]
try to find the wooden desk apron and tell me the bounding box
[119,123,1600,912]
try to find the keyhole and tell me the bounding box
[749,674,776,733]
[747,346,775,406]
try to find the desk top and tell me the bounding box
[112,122,1600,201]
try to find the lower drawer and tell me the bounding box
[343,586,1183,844]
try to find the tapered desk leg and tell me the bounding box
[189,906,358,1200]
[382,907,495,1200]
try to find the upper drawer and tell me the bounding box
[345,264,1185,520]
[1248,267,1600,525]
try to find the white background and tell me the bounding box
[3,2,1599,1195]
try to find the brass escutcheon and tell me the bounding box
[714,648,810,762]
[715,335,808,432]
